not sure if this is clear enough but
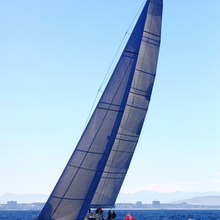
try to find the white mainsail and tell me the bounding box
[37,0,163,219]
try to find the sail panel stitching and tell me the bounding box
[97,106,123,113]
[67,163,103,173]
[101,176,124,180]
[115,137,138,143]
[102,170,127,175]
[112,148,135,154]
[129,90,151,101]
[142,39,160,47]
[131,86,151,94]
[143,36,160,43]
[127,103,149,111]
[135,68,155,76]
[117,132,139,138]
[76,149,103,155]
[51,195,84,201]
[123,54,137,59]
[144,30,160,38]
[99,101,121,107]
[124,50,138,55]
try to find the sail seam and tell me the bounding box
[129,91,151,100]
[127,103,150,110]
[144,30,160,38]
[67,163,103,172]
[124,50,138,55]
[101,176,124,180]
[102,170,126,175]
[142,39,160,47]
[51,195,83,201]
[143,36,160,43]
[131,87,152,94]
[123,54,138,59]
[112,148,135,154]
[75,149,103,155]
[136,68,155,76]
[67,163,127,178]
[117,132,139,138]
[115,137,138,143]
[97,106,123,113]
[99,101,121,107]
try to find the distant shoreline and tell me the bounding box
[1,202,220,211]
[114,207,220,210]
[1,208,220,211]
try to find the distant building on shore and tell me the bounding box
[7,201,17,209]
[152,200,160,208]
[0,201,44,210]
[1,200,220,211]
[136,201,143,208]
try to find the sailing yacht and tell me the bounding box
[37,0,163,219]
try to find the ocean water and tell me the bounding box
[1,210,220,220]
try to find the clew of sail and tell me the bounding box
[37,0,162,219]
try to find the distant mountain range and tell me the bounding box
[116,191,220,204]
[1,191,220,205]
[175,196,220,206]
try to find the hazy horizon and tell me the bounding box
[2,191,220,204]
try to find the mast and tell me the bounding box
[37,0,163,219]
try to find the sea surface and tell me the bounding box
[1,210,220,220]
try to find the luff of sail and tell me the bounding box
[37,0,163,219]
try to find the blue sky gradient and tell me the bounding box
[1,1,220,198]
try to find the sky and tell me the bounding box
[0,0,220,200]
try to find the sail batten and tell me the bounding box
[37,0,163,219]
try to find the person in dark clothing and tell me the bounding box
[111,211,116,219]
[107,210,111,220]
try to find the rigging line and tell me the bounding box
[83,31,128,127]
[84,89,101,128]
[84,1,146,127]
[100,0,146,89]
